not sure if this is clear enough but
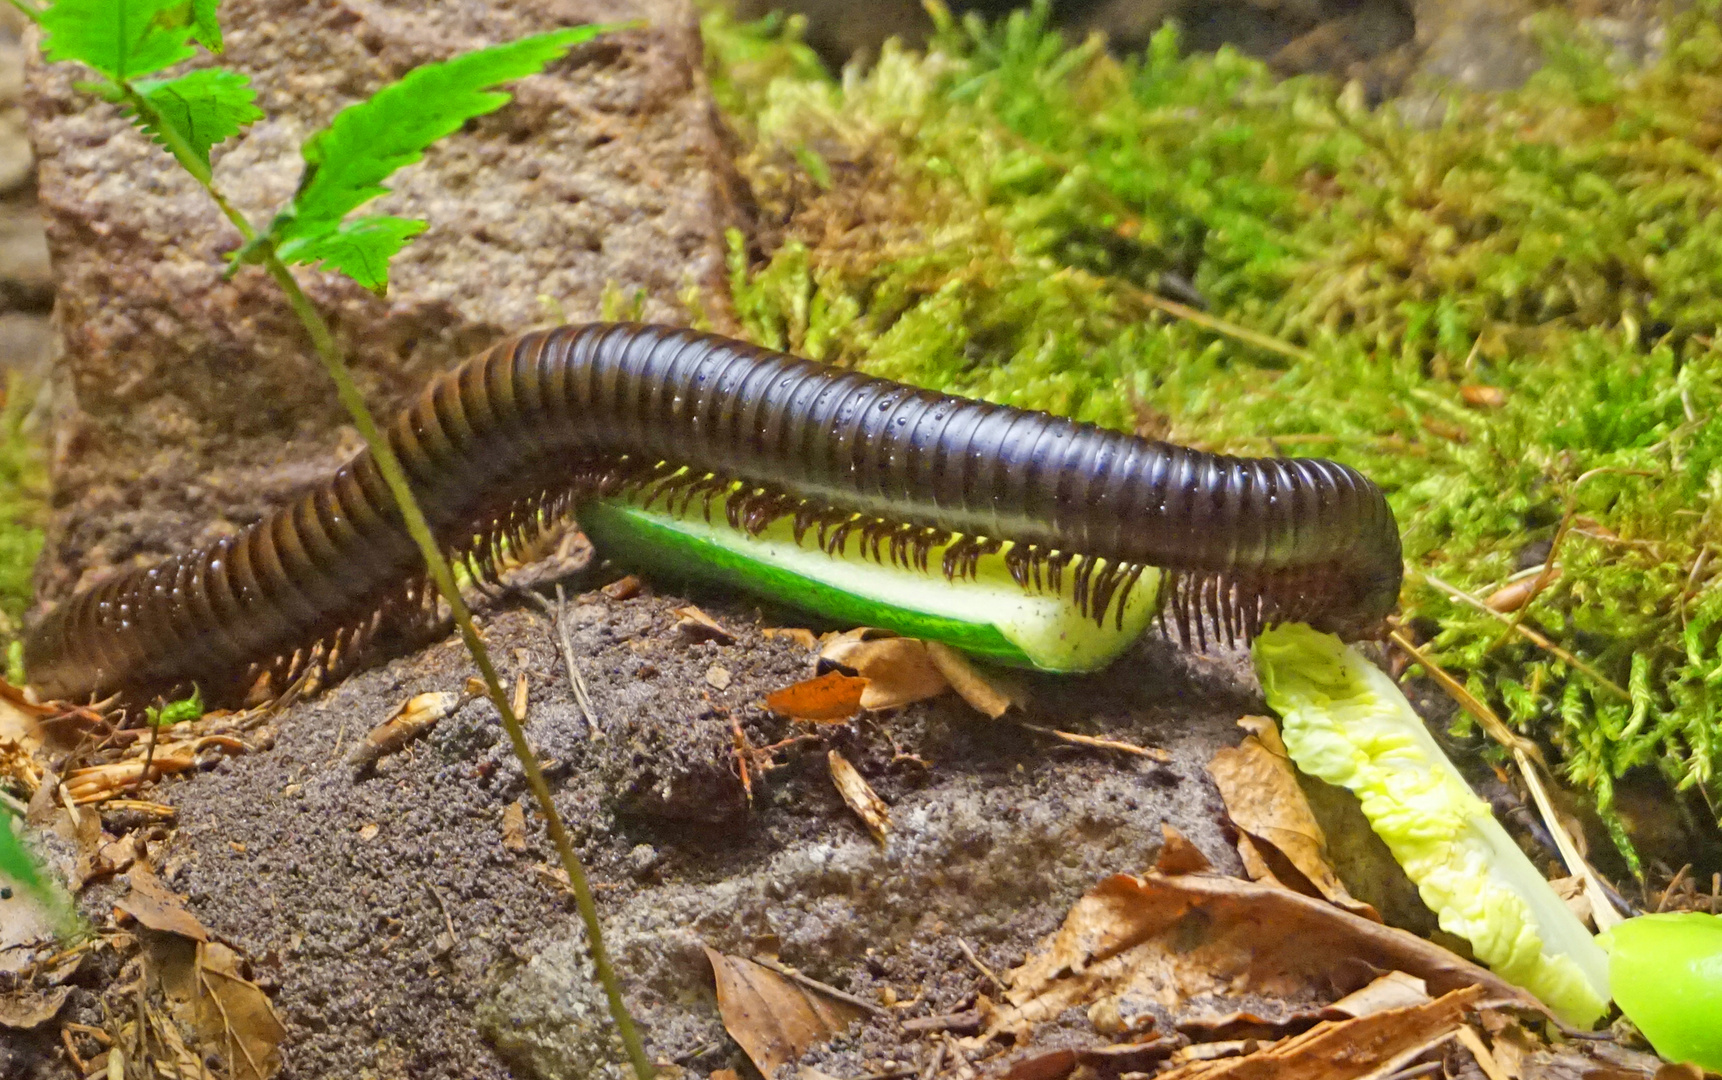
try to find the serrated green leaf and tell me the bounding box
[277,215,428,294]
[268,24,619,251]
[130,67,260,167]
[39,0,199,81]
[188,0,220,52]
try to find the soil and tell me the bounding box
[53,567,1262,1080]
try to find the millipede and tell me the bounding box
[23,323,1403,705]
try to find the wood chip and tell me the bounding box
[502,801,529,853]
[674,605,735,644]
[602,574,642,600]
[350,691,461,771]
[828,750,891,845]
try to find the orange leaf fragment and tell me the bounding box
[765,672,868,723]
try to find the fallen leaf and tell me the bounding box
[675,605,735,644]
[985,871,1536,1042]
[925,642,1015,718]
[765,672,868,723]
[707,665,734,690]
[1484,567,1561,613]
[349,691,461,771]
[820,632,949,710]
[1460,385,1507,408]
[828,750,890,846]
[502,801,529,853]
[1155,824,1213,875]
[1153,986,1480,1080]
[763,628,819,649]
[0,983,70,1029]
[1207,717,1378,921]
[196,942,286,1080]
[1325,971,1431,1018]
[705,947,868,1076]
[999,1047,1078,1080]
[116,863,208,942]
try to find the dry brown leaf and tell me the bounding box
[763,627,819,649]
[1155,824,1213,875]
[349,691,461,771]
[502,801,529,853]
[0,983,70,1029]
[924,641,1015,718]
[827,750,890,846]
[819,632,950,710]
[195,942,287,1080]
[984,871,1536,1042]
[710,1070,742,1080]
[1207,717,1378,921]
[705,947,867,1077]
[675,605,735,644]
[1153,986,1480,1080]
[116,863,208,942]
[1325,972,1430,1018]
[765,672,868,722]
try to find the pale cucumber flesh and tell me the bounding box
[578,498,1161,672]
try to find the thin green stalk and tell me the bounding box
[119,77,655,1080]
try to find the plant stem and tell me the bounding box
[120,77,656,1080]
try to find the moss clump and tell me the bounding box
[702,1,1722,867]
[0,373,45,652]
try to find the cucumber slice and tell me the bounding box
[578,498,1160,672]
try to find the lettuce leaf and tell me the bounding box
[1254,624,1610,1026]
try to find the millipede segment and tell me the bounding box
[25,323,1403,704]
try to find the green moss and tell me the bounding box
[0,373,45,651]
[702,1,1722,860]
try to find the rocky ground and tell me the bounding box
[0,2,1693,1079]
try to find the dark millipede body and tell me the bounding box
[24,323,1403,704]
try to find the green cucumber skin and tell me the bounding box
[578,499,1160,672]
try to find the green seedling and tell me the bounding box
[22,1,649,1073]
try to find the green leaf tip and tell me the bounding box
[277,215,428,294]
[265,23,624,287]
[39,0,219,81]
[129,67,260,168]
[1254,623,1611,1027]
[144,684,202,727]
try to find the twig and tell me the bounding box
[514,585,602,738]
[1416,570,1629,700]
[1657,864,1692,913]
[1487,467,1658,654]
[1123,285,1313,363]
[920,1040,947,1080]
[751,956,892,1019]
[1015,722,1171,761]
[1514,752,1623,930]
[428,882,457,941]
[557,584,601,739]
[1387,630,1544,765]
[955,938,1006,994]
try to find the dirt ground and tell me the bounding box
[37,565,1268,1080]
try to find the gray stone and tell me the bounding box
[23,0,744,605]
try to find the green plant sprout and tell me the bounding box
[15,1,652,1074]
[699,0,1722,872]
